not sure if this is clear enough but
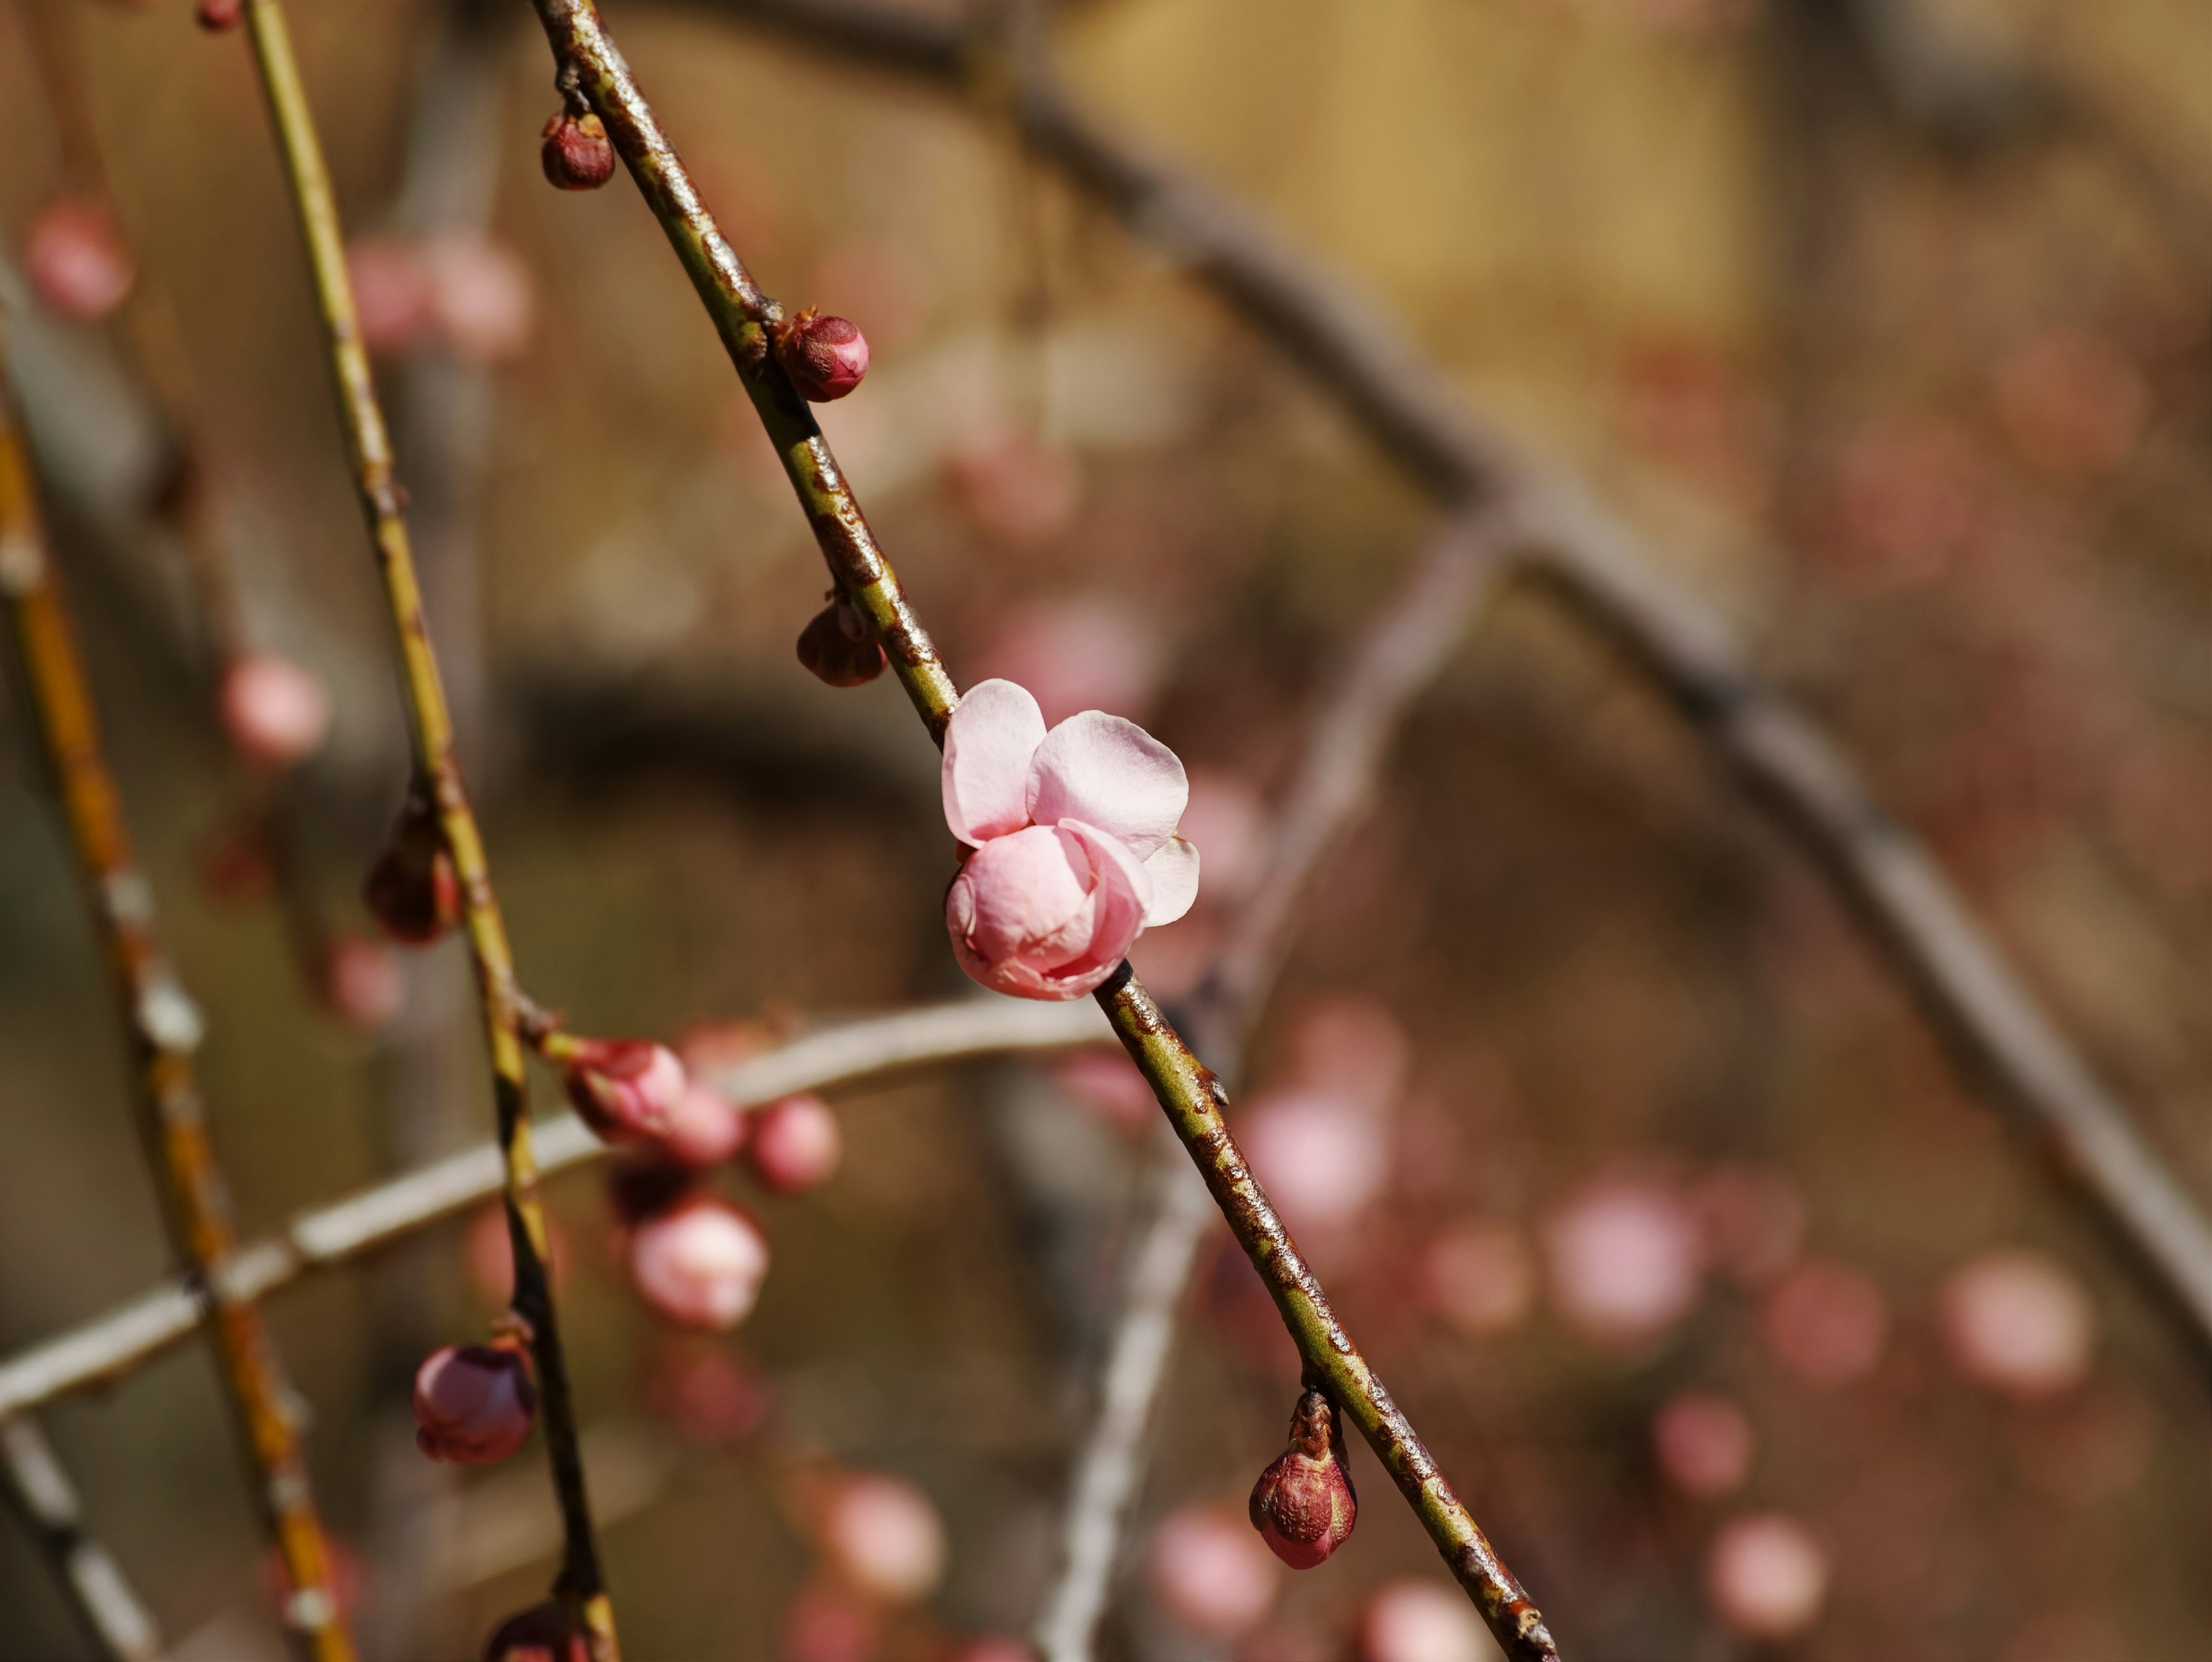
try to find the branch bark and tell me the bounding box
[0,1416,164,1662]
[0,337,355,1662]
[236,2,611,1646]
[517,4,1559,1653]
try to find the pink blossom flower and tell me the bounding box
[1052,1049,1158,1136]
[1705,1513,1829,1641]
[941,679,1198,1000]
[778,1581,877,1662]
[1357,1579,1491,1662]
[972,595,1162,725]
[1543,1179,1704,1347]
[346,237,437,357]
[1762,1258,1887,1386]
[744,1095,842,1193]
[25,199,133,323]
[559,1038,689,1142]
[413,1341,536,1464]
[218,653,331,768]
[1240,1088,1389,1234]
[660,1084,746,1168]
[319,937,404,1031]
[628,1198,769,1331]
[816,1472,946,1602]
[1940,1248,2094,1400]
[1422,1220,1536,1338]
[1652,1390,1754,1497]
[1146,1504,1278,1640]
[422,234,534,366]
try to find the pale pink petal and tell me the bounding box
[1026,710,1187,858]
[1141,835,1199,926]
[1043,821,1152,991]
[944,821,1150,1001]
[942,679,1047,846]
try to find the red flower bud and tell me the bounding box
[194,0,242,30]
[25,199,132,324]
[744,1094,842,1194]
[797,600,886,688]
[559,1037,689,1142]
[414,1340,536,1464]
[540,110,615,192]
[771,308,869,402]
[1248,1388,1357,1569]
[363,799,463,945]
[482,1599,593,1662]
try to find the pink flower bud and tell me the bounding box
[218,653,331,768]
[319,936,404,1031]
[539,110,615,191]
[744,1095,841,1194]
[772,308,869,402]
[1147,1504,1279,1640]
[413,1341,536,1464]
[194,0,241,29]
[1940,1248,2094,1400]
[480,1599,592,1662]
[1705,1513,1829,1641]
[816,1471,947,1602]
[796,600,887,688]
[1247,1389,1356,1569]
[628,1197,768,1330]
[1357,1580,1491,1662]
[362,800,462,945]
[661,1083,746,1167]
[25,199,133,323]
[560,1038,689,1142]
[1652,1390,1753,1497]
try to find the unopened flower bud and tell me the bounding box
[559,1037,689,1142]
[662,1082,747,1167]
[797,600,887,688]
[363,799,462,945]
[481,1599,592,1662]
[414,1340,536,1464]
[745,1094,842,1194]
[218,652,331,768]
[194,0,242,30]
[25,199,133,323]
[1248,1388,1357,1569]
[771,308,869,402]
[540,109,616,191]
[628,1197,769,1330]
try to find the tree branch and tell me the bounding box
[0,336,355,1661]
[696,0,2212,1387]
[0,1416,164,1662]
[518,4,1559,1653]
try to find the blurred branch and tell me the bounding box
[0,1417,164,1662]
[523,3,1558,1653]
[238,0,615,1646]
[0,342,355,1660]
[0,997,1109,1422]
[698,0,2212,1387]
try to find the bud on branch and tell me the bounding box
[1248,1388,1357,1569]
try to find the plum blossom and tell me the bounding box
[941,679,1198,1000]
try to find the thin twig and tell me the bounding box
[0,339,355,1661]
[1035,513,1516,1659]
[233,2,612,1647]
[0,997,1109,1422]
[698,0,2212,1393]
[0,1416,164,1662]
[518,6,1558,1652]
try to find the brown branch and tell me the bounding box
[0,998,1109,1422]
[518,5,1558,1654]
[0,340,355,1661]
[698,0,2212,1392]
[0,1416,164,1662]
[1037,512,1518,1658]
[233,1,611,1647]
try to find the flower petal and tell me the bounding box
[1025,710,1188,858]
[946,824,1095,968]
[1046,821,1153,994]
[1141,835,1200,926]
[942,679,1047,846]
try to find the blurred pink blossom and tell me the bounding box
[1652,1390,1753,1497]
[25,198,133,322]
[346,237,437,357]
[1421,1220,1536,1338]
[319,936,404,1031]
[422,233,534,366]
[1053,1049,1159,1136]
[628,1198,769,1331]
[1356,1578,1494,1662]
[463,1201,569,1307]
[1285,995,1411,1112]
[1239,1088,1390,1235]
[1177,769,1268,903]
[1705,1513,1828,1641]
[1542,1179,1703,1347]
[745,1095,843,1193]
[816,1472,946,1603]
[948,431,1082,547]
[1691,1164,1805,1289]
[645,1341,770,1446]
[1762,1259,1888,1386]
[971,595,1164,726]
[1940,1248,2094,1400]
[778,1580,877,1662]
[218,653,331,769]
[941,679,1197,999]
[660,1083,747,1168]
[1147,1504,1279,1640]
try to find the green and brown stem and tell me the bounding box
[0,345,357,1662]
[520,3,1556,1652]
[236,2,614,1650]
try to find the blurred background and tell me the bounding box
[4,0,2212,1657]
